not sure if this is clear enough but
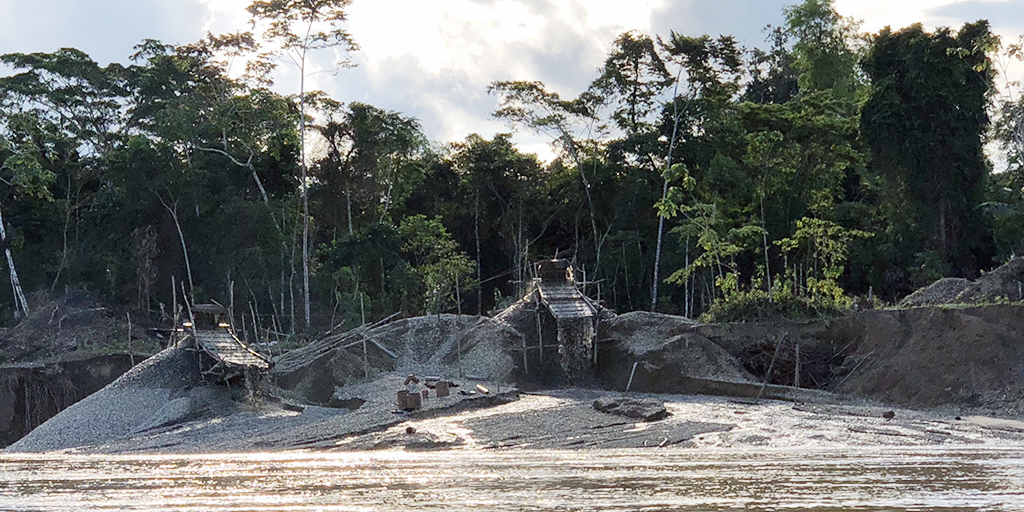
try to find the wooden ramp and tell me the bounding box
[193,329,271,376]
[536,282,597,321]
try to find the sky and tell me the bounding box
[1,0,1023,160]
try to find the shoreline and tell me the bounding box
[10,382,1024,455]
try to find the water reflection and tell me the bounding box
[2,448,1023,511]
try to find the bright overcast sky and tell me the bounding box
[1,0,1023,160]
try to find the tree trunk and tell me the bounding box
[300,51,311,329]
[346,187,353,236]
[475,191,482,313]
[159,197,194,305]
[652,75,685,312]
[761,194,772,297]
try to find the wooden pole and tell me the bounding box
[171,275,178,342]
[455,272,462,316]
[229,279,235,331]
[756,335,785,403]
[536,302,544,366]
[522,327,528,375]
[794,342,802,388]
[625,361,638,392]
[249,301,260,347]
[241,311,248,344]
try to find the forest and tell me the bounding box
[1,0,1023,336]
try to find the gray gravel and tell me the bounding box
[6,345,226,452]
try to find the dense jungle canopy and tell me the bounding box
[1,0,1023,333]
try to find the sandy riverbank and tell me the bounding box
[9,375,1024,454]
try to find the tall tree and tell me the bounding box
[652,33,743,312]
[248,0,358,328]
[861,21,998,281]
[591,31,673,137]
[784,0,863,100]
[489,80,609,275]
[312,102,427,239]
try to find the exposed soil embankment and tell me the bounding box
[0,291,164,447]
[0,291,161,364]
[833,305,1024,411]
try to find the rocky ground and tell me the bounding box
[12,378,1024,454]
[391,390,1024,450]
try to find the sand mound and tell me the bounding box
[898,278,972,308]
[597,312,755,393]
[898,259,1024,308]
[272,315,524,404]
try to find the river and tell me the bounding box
[2,447,1023,511]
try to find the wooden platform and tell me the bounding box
[193,329,271,372]
[536,282,597,320]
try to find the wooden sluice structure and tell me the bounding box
[517,260,600,380]
[182,304,271,384]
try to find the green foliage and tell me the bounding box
[784,0,864,100]
[700,287,844,323]
[591,31,673,135]
[399,215,474,314]
[0,1,1020,331]
[247,0,357,58]
[312,102,429,235]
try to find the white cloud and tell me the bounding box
[316,0,671,159]
[4,0,1022,165]
[835,0,961,31]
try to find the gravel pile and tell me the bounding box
[898,278,972,308]
[272,315,524,405]
[7,344,235,452]
[898,258,1024,308]
[598,311,754,389]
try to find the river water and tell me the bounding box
[2,447,1023,511]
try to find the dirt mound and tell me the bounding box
[835,305,1024,410]
[0,291,161,364]
[599,311,701,354]
[596,312,755,393]
[272,315,524,405]
[956,258,1024,304]
[898,259,1024,308]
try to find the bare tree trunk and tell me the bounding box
[760,194,772,297]
[300,51,311,329]
[652,84,684,312]
[51,173,74,291]
[684,236,691,318]
[158,196,194,305]
[346,188,353,236]
[475,191,482,313]
[0,206,29,318]
[562,140,602,276]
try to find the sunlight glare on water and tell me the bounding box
[2,447,1024,511]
